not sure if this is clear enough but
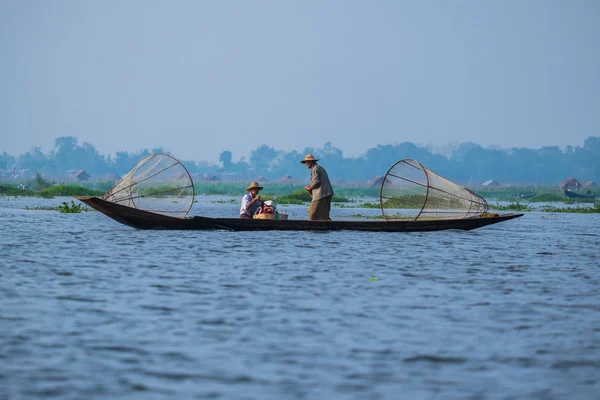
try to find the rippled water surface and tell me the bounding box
[1,196,599,399]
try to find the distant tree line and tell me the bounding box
[0,137,175,178]
[1,136,599,184]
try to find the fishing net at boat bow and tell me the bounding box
[103,154,195,217]
[379,159,487,220]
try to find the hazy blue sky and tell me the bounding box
[1,0,598,162]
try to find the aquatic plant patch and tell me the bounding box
[490,201,600,213]
[57,200,92,213]
[212,198,237,204]
[490,202,534,212]
[540,203,600,213]
[25,200,93,213]
[40,185,103,197]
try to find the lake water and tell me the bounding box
[1,196,599,399]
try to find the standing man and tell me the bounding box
[301,154,334,221]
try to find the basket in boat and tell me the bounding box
[253,213,288,220]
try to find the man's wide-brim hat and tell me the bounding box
[300,153,319,164]
[246,181,264,191]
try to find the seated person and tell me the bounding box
[240,181,264,219]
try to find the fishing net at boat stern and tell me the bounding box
[103,154,195,217]
[379,159,487,221]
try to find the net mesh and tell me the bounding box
[103,154,195,217]
[380,159,487,221]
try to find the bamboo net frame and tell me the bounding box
[103,154,195,217]
[379,159,488,221]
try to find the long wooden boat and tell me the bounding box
[513,191,536,199]
[564,189,596,200]
[75,196,523,232]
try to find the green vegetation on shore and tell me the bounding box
[539,203,600,213]
[4,177,595,204]
[475,186,598,203]
[490,201,600,213]
[0,173,104,198]
[195,183,300,196]
[193,182,380,199]
[0,184,34,197]
[490,202,534,212]
[4,179,600,213]
[41,184,103,197]
[0,183,103,198]
[260,189,350,205]
[335,201,380,209]
[137,185,194,198]
[194,182,596,204]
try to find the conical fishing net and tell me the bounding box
[103,154,195,217]
[379,159,487,221]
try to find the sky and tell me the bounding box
[1,0,599,162]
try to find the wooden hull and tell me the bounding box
[564,190,596,200]
[513,192,536,199]
[75,196,523,232]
